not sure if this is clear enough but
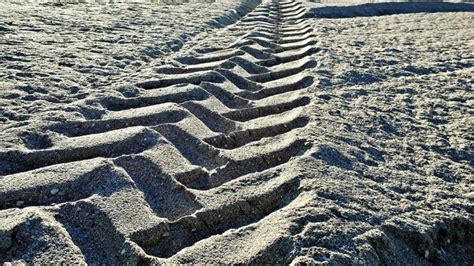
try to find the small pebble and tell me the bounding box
[390,206,401,212]
[462,192,474,199]
[50,188,59,195]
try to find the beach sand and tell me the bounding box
[0,0,472,263]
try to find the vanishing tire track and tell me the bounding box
[0,0,317,263]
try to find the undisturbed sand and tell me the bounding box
[0,0,473,264]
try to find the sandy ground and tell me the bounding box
[0,0,257,136]
[0,0,473,264]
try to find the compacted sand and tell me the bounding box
[0,0,473,264]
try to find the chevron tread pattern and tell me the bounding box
[0,0,318,263]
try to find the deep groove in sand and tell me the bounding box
[204,116,309,149]
[223,96,311,122]
[132,177,301,259]
[180,139,310,190]
[0,127,160,175]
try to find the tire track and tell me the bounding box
[0,0,317,262]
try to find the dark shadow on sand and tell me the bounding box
[305,2,474,18]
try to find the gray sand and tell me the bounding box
[0,0,472,264]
